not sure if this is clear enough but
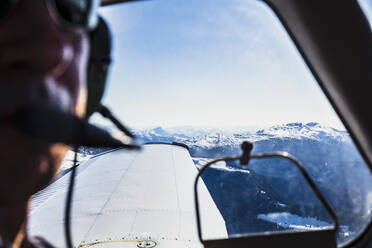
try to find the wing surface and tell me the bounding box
[28,144,227,247]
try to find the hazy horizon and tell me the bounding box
[94,120,347,134]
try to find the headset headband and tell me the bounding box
[86,16,112,118]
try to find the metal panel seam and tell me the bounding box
[78,152,140,245]
[171,147,182,239]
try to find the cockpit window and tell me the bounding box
[359,0,372,27]
[96,0,372,246]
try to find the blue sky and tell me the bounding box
[359,0,372,26]
[91,0,371,130]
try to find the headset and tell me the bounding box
[86,16,112,118]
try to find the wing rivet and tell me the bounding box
[137,240,156,248]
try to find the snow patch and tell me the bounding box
[193,158,250,174]
[257,212,333,231]
[60,150,93,172]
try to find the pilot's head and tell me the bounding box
[0,0,98,205]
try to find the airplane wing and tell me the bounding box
[28,144,227,247]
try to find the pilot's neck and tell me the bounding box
[0,201,28,248]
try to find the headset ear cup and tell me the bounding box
[86,16,112,118]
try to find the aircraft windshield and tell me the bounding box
[87,0,372,246]
[359,0,372,27]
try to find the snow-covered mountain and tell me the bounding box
[134,122,350,158]
[255,122,348,141]
[186,122,347,146]
[133,125,260,144]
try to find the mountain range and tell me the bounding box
[133,122,371,244]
